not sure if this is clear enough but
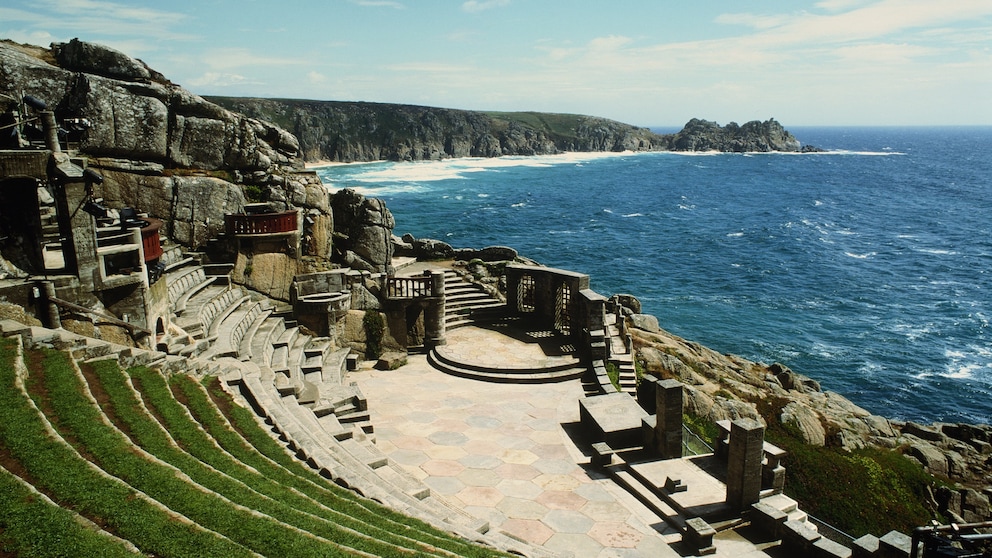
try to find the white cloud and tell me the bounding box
[462,0,510,14]
[201,48,308,71]
[815,0,869,12]
[384,62,477,74]
[714,13,793,30]
[308,71,328,84]
[187,72,249,88]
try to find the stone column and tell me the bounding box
[726,418,765,511]
[655,379,684,459]
[424,270,446,347]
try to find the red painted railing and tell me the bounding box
[225,210,298,236]
[141,218,163,262]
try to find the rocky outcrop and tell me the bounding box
[0,39,334,260]
[670,118,802,152]
[330,189,394,273]
[209,97,817,163]
[1,39,302,171]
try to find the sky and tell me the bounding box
[1,0,991,127]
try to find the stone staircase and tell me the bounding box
[141,251,557,556]
[442,270,505,329]
[606,313,638,394]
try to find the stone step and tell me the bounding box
[428,349,584,384]
[237,309,274,361]
[762,492,799,514]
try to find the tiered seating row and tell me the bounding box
[0,323,523,557]
[0,331,257,557]
[166,266,214,315]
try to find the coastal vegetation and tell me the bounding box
[682,401,935,538]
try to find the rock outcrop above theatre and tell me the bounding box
[0,39,301,171]
[0,39,332,257]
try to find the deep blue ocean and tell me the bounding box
[317,127,992,425]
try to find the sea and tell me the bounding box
[316,127,992,425]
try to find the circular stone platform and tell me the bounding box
[442,325,580,370]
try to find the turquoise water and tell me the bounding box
[317,127,992,424]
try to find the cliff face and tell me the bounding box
[207,97,808,163]
[206,97,670,162]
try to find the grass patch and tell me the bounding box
[682,412,721,448]
[0,448,137,557]
[30,349,363,557]
[0,338,253,558]
[121,364,474,556]
[605,362,621,391]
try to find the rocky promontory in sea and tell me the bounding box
[208,96,814,162]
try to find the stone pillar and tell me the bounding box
[424,270,446,347]
[655,379,683,459]
[726,418,765,511]
[638,375,661,415]
[39,280,61,329]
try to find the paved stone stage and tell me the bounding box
[348,347,682,557]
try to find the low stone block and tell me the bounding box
[375,351,407,370]
[665,477,687,494]
[751,501,787,539]
[878,530,912,558]
[851,534,879,558]
[684,517,716,556]
[590,441,613,468]
[782,520,821,555]
[814,536,853,558]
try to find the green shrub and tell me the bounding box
[363,310,385,360]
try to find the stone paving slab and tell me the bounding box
[349,353,682,557]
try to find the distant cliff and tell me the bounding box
[207,97,810,163]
